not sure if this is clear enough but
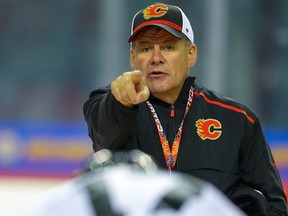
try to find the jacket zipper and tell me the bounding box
[170,104,176,136]
[170,105,175,118]
[170,104,177,170]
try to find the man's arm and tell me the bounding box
[240,117,287,215]
[83,70,150,152]
[83,86,138,151]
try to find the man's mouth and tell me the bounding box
[148,71,166,77]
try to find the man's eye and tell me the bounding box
[164,45,174,51]
[142,47,151,52]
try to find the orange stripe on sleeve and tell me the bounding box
[194,91,255,124]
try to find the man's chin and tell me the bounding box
[149,87,168,96]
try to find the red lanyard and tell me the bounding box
[146,87,194,174]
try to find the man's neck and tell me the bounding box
[150,77,189,104]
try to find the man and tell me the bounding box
[84,3,287,215]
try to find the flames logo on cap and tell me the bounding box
[143,3,168,20]
[196,119,222,140]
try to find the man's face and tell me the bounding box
[130,26,197,102]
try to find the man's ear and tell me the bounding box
[130,47,136,70]
[188,44,197,68]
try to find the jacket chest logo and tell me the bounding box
[195,119,222,140]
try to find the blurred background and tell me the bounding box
[0,0,287,214]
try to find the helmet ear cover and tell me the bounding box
[231,185,269,216]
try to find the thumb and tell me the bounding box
[136,85,150,103]
[132,70,143,85]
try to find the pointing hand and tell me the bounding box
[111,70,150,108]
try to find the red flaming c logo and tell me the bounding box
[196,119,222,140]
[143,3,169,20]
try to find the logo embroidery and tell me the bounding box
[195,119,222,140]
[143,3,169,20]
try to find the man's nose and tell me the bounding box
[151,46,164,65]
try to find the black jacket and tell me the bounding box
[84,76,287,215]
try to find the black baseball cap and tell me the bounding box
[129,3,194,43]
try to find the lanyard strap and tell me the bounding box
[146,87,194,173]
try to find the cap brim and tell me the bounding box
[129,24,185,43]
